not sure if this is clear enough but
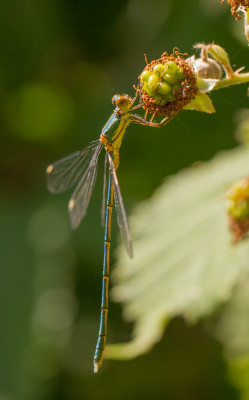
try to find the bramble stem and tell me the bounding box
[213,72,249,90]
[244,8,249,43]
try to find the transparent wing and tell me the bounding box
[69,142,103,229]
[108,153,133,258]
[46,141,100,194]
[101,152,108,227]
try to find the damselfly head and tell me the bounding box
[112,94,133,112]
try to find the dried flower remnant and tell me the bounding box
[194,42,249,88]
[191,44,222,79]
[226,177,249,242]
[139,49,198,117]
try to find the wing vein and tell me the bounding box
[108,153,133,258]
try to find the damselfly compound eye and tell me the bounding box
[112,95,119,105]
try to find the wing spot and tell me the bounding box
[69,199,75,210]
[46,165,54,174]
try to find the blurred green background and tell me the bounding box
[0,0,248,399]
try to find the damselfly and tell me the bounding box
[46,93,172,372]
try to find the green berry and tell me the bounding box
[162,73,177,85]
[141,70,152,82]
[147,74,160,92]
[172,83,181,94]
[157,82,171,95]
[166,93,175,101]
[146,87,156,97]
[154,97,167,105]
[143,82,155,97]
[175,68,185,80]
[142,82,148,92]
[165,61,178,74]
[153,64,166,76]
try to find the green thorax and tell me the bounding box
[101,111,132,150]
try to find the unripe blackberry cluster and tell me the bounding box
[140,61,185,106]
[226,177,249,242]
[139,51,198,117]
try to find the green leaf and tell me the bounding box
[207,44,231,71]
[183,93,215,113]
[107,145,249,361]
[210,275,249,398]
[212,275,249,359]
[234,109,249,144]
